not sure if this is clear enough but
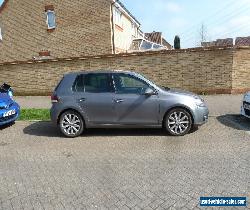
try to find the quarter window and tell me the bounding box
[46,10,56,29]
[73,75,84,92]
[113,74,149,94]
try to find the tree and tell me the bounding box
[174,35,181,49]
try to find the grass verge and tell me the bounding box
[18,109,50,121]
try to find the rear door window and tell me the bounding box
[84,74,112,93]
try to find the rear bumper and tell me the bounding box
[193,106,209,126]
[50,104,59,125]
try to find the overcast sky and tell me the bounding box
[1,0,250,48]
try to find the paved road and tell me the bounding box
[15,94,244,117]
[0,116,249,209]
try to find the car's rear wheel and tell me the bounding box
[59,110,84,138]
[165,108,192,136]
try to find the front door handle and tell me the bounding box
[114,99,124,103]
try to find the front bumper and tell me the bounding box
[193,106,209,126]
[241,103,250,119]
[0,102,20,126]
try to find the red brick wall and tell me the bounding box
[0,0,113,63]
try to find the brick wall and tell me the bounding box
[232,47,250,93]
[1,47,249,96]
[0,0,113,63]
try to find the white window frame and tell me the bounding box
[114,7,122,27]
[131,23,138,37]
[0,27,2,41]
[46,10,56,29]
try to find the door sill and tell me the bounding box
[86,123,161,129]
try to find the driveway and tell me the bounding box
[0,115,249,209]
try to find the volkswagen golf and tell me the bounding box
[51,70,209,137]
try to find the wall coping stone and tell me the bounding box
[1,46,248,67]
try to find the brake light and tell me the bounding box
[51,94,59,103]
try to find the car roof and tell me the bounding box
[64,70,135,77]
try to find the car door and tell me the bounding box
[73,73,115,124]
[112,73,159,125]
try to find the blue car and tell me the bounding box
[0,84,20,126]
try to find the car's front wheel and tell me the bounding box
[59,110,84,138]
[165,108,192,136]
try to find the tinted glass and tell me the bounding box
[84,74,111,93]
[113,74,149,94]
[73,75,84,92]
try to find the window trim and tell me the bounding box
[0,27,2,41]
[46,10,56,30]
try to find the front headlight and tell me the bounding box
[195,100,206,107]
[243,93,248,101]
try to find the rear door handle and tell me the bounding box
[79,98,86,102]
[114,99,124,103]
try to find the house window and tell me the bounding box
[131,23,137,38]
[0,27,2,41]
[114,7,122,27]
[46,10,56,29]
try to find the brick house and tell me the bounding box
[0,0,143,63]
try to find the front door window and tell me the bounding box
[113,73,149,95]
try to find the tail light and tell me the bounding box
[51,93,59,103]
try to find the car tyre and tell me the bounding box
[59,110,84,138]
[165,108,192,136]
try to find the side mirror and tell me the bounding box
[8,89,14,97]
[144,88,156,96]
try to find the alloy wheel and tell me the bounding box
[166,109,192,136]
[59,111,84,137]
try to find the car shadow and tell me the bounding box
[23,121,63,137]
[217,114,250,131]
[23,121,198,138]
[0,122,15,130]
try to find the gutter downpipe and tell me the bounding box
[111,0,117,54]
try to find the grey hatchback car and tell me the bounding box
[51,70,209,137]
